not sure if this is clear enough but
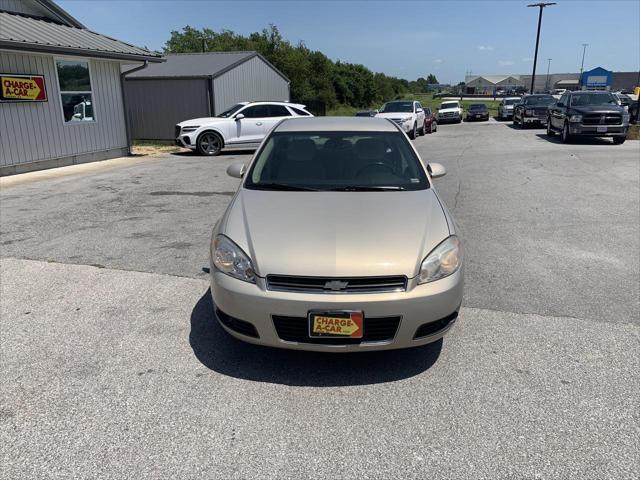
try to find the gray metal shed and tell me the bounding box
[124,52,290,140]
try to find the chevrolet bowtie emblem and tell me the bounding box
[324,280,349,291]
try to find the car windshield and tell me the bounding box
[379,102,414,113]
[440,103,459,109]
[570,93,619,107]
[504,99,519,105]
[469,104,487,111]
[217,103,245,118]
[245,131,429,191]
[523,95,555,106]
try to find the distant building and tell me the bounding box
[463,69,638,94]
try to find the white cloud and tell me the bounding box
[478,45,494,51]
[433,59,443,64]
[521,57,534,62]
[498,60,515,66]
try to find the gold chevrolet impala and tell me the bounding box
[210,116,463,352]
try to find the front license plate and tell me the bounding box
[309,311,364,338]
[597,126,607,133]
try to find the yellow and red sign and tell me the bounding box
[0,74,47,102]
[311,312,364,338]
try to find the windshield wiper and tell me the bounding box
[249,183,320,191]
[329,185,406,191]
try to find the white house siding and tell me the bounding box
[0,50,127,169]
[213,56,289,114]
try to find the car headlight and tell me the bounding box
[569,114,582,123]
[212,235,256,283]
[418,236,463,284]
[181,126,200,132]
[623,112,630,122]
[400,117,412,123]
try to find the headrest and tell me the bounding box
[355,138,385,161]
[287,139,317,162]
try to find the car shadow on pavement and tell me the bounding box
[534,133,614,145]
[189,289,443,386]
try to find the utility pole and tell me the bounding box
[527,2,556,94]
[545,58,552,91]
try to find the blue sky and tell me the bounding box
[58,0,640,83]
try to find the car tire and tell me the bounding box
[196,131,223,156]
[419,122,426,136]
[612,136,626,145]
[513,115,519,127]
[561,122,572,143]
[427,122,432,134]
[409,123,417,139]
[546,118,555,136]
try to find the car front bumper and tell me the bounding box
[175,136,195,148]
[570,125,629,136]
[522,116,547,124]
[210,269,464,352]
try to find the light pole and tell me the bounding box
[545,58,552,91]
[527,2,556,94]
[579,43,588,83]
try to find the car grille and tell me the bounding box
[216,309,259,338]
[413,311,458,339]
[174,125,181,138]
[266,275,407,294]
[582,113,622,125]
[272,315,401,344]
[440,112,457,118]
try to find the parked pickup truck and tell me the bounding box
[546,91,630,144]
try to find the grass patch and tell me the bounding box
[326,104,362,116]
[627,124,640,140]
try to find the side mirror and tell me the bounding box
[227,163,246,179]
[234,113,245,121]
[427,162,446,179]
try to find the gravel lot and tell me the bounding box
[1,122,639,479]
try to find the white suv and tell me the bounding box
[375,100,426,139]
[175,101,313,156]
[437,101,463,123]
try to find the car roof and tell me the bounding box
[275,116,398,133]
[570,91,610,94]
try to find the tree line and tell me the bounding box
[164,25,439,110]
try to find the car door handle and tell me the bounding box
[256,122,263,126]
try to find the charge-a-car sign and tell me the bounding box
[0,74,47,102]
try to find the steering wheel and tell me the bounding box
[356,162,395,178]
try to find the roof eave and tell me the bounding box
[36,0,85,28]
[0,41,165,63]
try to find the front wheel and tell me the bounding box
[612,136,626,145]
[561,122,572,143]
[196,131,223,156]
[419,122,426,136]
[546,118,555,136]
[409,123,417,139]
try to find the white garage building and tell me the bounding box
[0,0,162,175]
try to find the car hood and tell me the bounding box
[375,112,413,119]
[572,105,625,113]
[220,188,450,278]
[438,108,461,113]
[178,117,226,127]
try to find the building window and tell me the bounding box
[56,59,95,123]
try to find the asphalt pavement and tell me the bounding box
[1,121,639,479]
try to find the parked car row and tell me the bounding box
[497,91,631,144]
